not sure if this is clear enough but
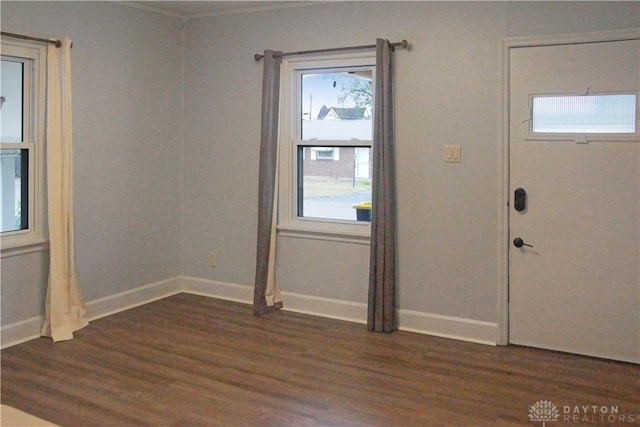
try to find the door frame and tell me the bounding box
[498,27,640,346]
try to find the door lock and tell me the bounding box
[513,237,533,248]
[514,188,527,212]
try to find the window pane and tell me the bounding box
[1,149,27,232]
[298,146,371,221]
[301,70,373,140]
[531,94,637,133]
[0,60,24,142]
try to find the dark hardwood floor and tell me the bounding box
[2,293,639,426]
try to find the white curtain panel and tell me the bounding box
[41,37,89,341]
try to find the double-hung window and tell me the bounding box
[279,53,375,240]
[1,40,46,255]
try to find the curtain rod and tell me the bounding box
[1,31,62,48]
[254,39,408,61]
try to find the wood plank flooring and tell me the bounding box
[2,293,639,426]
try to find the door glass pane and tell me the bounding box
[298,146,371,221]
[0,60,24,142]
[301,70,373,140]
[531,94,637,133]
[1,149,27,232]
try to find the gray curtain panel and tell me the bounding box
[253,50,283,315]
[368,39,398,332]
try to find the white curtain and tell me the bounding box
[41,37,89,341]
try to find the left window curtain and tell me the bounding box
[41,37,88,341]
[253,50,284,315]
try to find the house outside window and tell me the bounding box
[1,39,47,256]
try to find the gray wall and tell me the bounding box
[2,1,638,330]
[1,1,183,324]
[180,1,639,324]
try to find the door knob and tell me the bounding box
[513,237,533,248]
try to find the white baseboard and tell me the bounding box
[1,277,181,349]
[399,309,497,346]
[86,277,181,321]
[179,275,253,303]
[0,316,43,349]
[281,291,368,324]
[178,276,497,345]
[2,275,497,348]
[179,275,367,323]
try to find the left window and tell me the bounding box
[1,40,47,255]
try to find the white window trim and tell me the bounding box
[1,40,47,258]
[277,52,375,243]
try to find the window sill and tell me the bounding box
[277,221,371,245]
[1,237,49,258]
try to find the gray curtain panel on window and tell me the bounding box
[254,50,283,315]
[368,39,398,333]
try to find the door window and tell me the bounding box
[530,93,637,134]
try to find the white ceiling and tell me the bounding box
[123,1,317,18]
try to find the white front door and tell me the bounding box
[508,36,640,363]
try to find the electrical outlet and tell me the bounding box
[209,252,217,268]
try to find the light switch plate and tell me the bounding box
[444,145,461,163]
